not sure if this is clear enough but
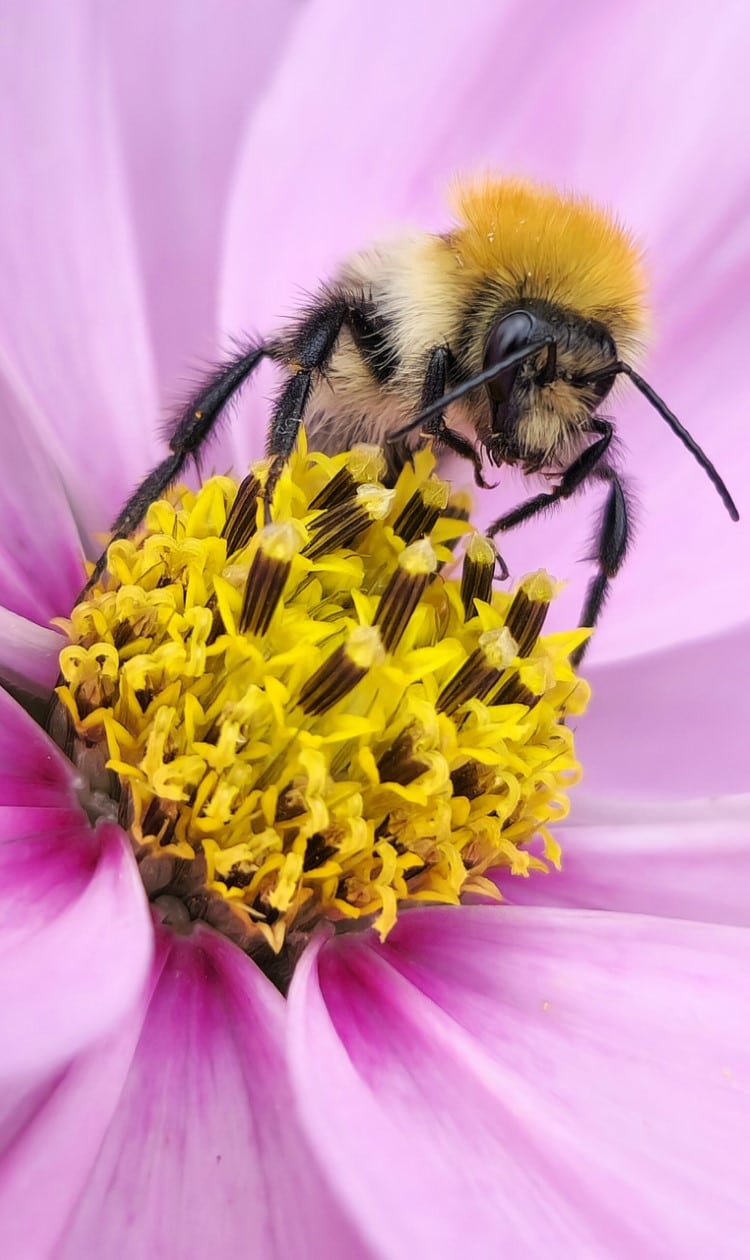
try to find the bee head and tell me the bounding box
[482,304,618,466]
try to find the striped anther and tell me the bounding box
[504,570,556,656]
[298,626,385,715]
[239,522,302,634]
[460,533,497,618]
[374,539,438,651]
[304,484,393,560]
[309,444,387,511]
[222,468,267,554]
[437,626,517,714]
[392,479,450,544]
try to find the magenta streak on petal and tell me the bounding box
[0,681,79,808]
[56,919,364,1260]
[291,907,750,1259]
[0,0,160,542]
[495,794,750,926]
[0,818,151,1079]
[0,687,152,1077]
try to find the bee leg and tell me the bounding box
[572,468,631,666]
[486,419,613,537]
[404,346,491,488]
[485,419,627,660]
[264,297,396,499]
[83,341,268,594]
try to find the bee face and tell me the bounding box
[481,301,618,468]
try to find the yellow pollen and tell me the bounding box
[53,437,589,957]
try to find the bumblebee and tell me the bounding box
[96,177,737,652]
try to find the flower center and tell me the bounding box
[50,439,589,967]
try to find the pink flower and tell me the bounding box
[1,2,749,1257]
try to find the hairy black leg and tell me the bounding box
[484,420,627,658]
[83,342,268,593]
[486,419,613,536]
[572,469,631,666]
[263,296,399,500]
[264,301,350,462]
[415,347,492,491]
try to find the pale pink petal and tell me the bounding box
[0,688,152,1075]
[578,622,750,799]
[0,375,85,623]
[290,908,750,1257]
[102,0,299,404]
[0,0,159,538]
[497,795,750,926]
[0,992,145,1260]
[0,682,78,807]
[0,609,64,696]
[57,920,363,1259]
[221,0,748,656]
[0,815,151,1079]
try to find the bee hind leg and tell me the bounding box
[82,340,268,596]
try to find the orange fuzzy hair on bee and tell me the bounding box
[449,177,647,351]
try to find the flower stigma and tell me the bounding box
[49,438,590,975]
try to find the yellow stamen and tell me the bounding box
[53,438,588,955]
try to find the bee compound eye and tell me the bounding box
[483,310,543,406]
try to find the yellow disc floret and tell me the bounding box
[53,439,589,956]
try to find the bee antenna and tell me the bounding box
[585,362,739,521]
[390,338,555,442]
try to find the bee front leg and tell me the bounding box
[485,419,630,662]
[398,346,491,489]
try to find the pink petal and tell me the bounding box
[102,0,300,406]
[0,687,152,1076]
[497,794,750,926]
[0,608,64,696]
[578,621,750,799]
[0,991,145,1260]
[0,0,159,538]
[220,0,748,657]
[57,920,363,1259]
[0,681,78,807]
[290,908,750,1257]
[0,375,85,623]
[0,815,151,1079]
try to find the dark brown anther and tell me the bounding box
[376,725,428,785]
[374,539,437,652]
[490,676,539,708]
[239,522,301,635]
[303,485,392,561]
[298,626,384,716]
[308,444,387,511]
[392,479,450,544]
[460,533,497,619]
[504,572,555,656]
[450,759,498,800]
[223,471,265,555]
[436,628,517,715]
